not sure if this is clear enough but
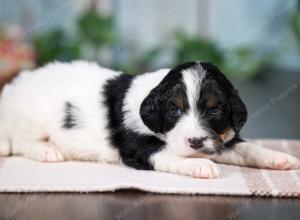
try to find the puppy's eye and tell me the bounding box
[209,105,222,114]
[170,106,182,117]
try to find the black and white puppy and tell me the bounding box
[0,61,299,178]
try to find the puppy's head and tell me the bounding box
[140,61,247,157]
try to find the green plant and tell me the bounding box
[33,9,117,66]
[224,47,276,80]
[119,47,163,74]
[173,31,224,67]
[31,7,277,80]
[289,0,300,50]
[33,29,81,66]
[78,10,117,49]
[171,30,274,80]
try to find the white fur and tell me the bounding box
[0,61,120,163]
[165,112,208,156]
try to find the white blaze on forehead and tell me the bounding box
[181,66,206,118]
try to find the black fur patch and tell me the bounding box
[103,75,165,170]
[62,102,79,129]
[140,65,191,134]
[200,61,248,134]
[116,131,165,170]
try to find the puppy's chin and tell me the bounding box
[190,146,221,157]
[198,146,221,155]
[167,145,197,157]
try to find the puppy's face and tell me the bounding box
[140,61,247,157]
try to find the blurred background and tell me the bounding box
[0,0,299,139]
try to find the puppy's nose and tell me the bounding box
[188,137,206,149]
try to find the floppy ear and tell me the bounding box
[230,90,248,133]
[140,87,162,133]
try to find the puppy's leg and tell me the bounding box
[52,130,120,164]
[150,148,221,179]
[9,120,64,162]
[208,142,300,170]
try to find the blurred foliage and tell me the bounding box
[119,47,163,74]
[33,29,81,66]
[78,10,116,49]
[171,31,274,80]
[224,47,276,80]
[290,14,300,44]
[173,31,224,67]
[289,0,300,50]
[33,10,116,66]
[32,6,297,81]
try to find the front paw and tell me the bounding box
[33,147,64,162]
[263,152,300,170]
[177,159,221,179]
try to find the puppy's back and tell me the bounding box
[0,61,121,148]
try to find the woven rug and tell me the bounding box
[0,139,300,197]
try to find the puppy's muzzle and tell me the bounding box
[188,135,225,155]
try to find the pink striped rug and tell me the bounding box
[0,139,300,197]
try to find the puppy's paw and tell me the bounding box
[263,152,300,170]
[43,148,64,162]
[178,159,221,179]
[31,147,64,162]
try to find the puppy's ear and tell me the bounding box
[230,90,248,133]
[140,87,162,133]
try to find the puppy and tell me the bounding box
[0,61,299,178]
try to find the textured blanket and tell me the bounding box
[0,139,300,197]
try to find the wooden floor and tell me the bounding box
[0,191,300,220]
